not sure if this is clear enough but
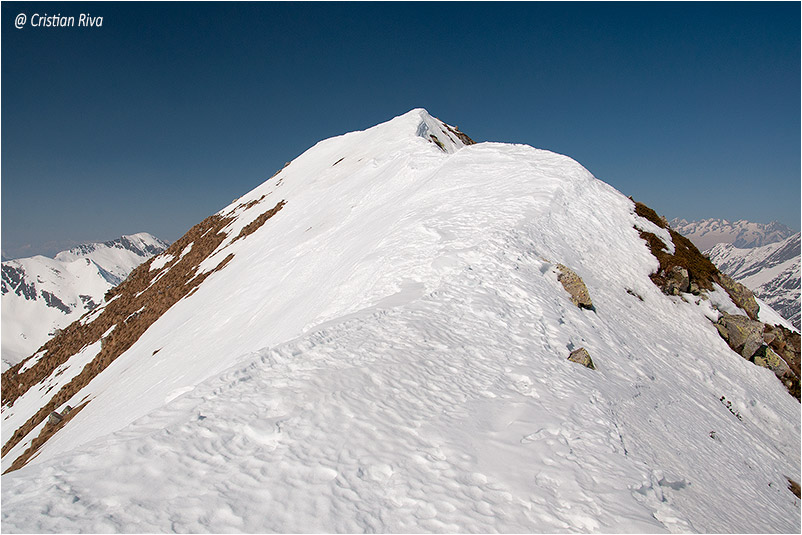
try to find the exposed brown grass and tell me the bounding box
[2,201,285,468]
[240,194,267,211]
[233,200,286,242]
[633,201,668,229]
[635,201,719,292]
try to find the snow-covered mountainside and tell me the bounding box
[1,233,169,369]
[2,110,799,533]
[707,233,801,331]
[670,217,795,251]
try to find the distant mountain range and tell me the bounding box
[670,218,795,251]
[1,233,169,370]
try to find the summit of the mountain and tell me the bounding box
[1,111,799,533]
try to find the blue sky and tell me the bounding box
[2,1,799,259]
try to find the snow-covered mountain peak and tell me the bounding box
[2,113,799,533]
[408,107,475,153]
[53,232,169,278]
[317,108,477,159]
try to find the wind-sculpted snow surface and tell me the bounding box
[3,225,800,533]
[1,110,799,532]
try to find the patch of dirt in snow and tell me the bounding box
[443,123,476,146]
[232,200,286,243]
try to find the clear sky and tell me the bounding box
[2,1,799,259]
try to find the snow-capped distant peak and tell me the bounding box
[54,232,169,265]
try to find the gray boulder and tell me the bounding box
[717,273,760,321]
[664,266,690,295]
[752,346,792,376]
[568,347,596,370]
[48,411,63,426]
[556,264,593,310]
[715,313,765,359]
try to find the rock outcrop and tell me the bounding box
[705,233,800,330]
[715,313,800,400]
[664,266,690,295]
[715,314,765,359]
[556,264,593,310]
[633,201,761,314]
[635,203,719,299]
[567,347,596,370]
[632,200,802,399]
[752,346,792,376]
[717,273,760,321]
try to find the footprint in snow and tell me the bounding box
[506,372,540,398]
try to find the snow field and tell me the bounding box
[3,218,799,532]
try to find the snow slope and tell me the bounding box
[707,233,801,330]
[2,110,799,533]
[670,218,795,251]
[1,233,168,369]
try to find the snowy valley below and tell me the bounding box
[1,110,799,533]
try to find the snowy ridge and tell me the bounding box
[707,233,801,330]
[1,110,799,532]
[670,218,795,251]
[54,232,169,283]
[1,233,169,369]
